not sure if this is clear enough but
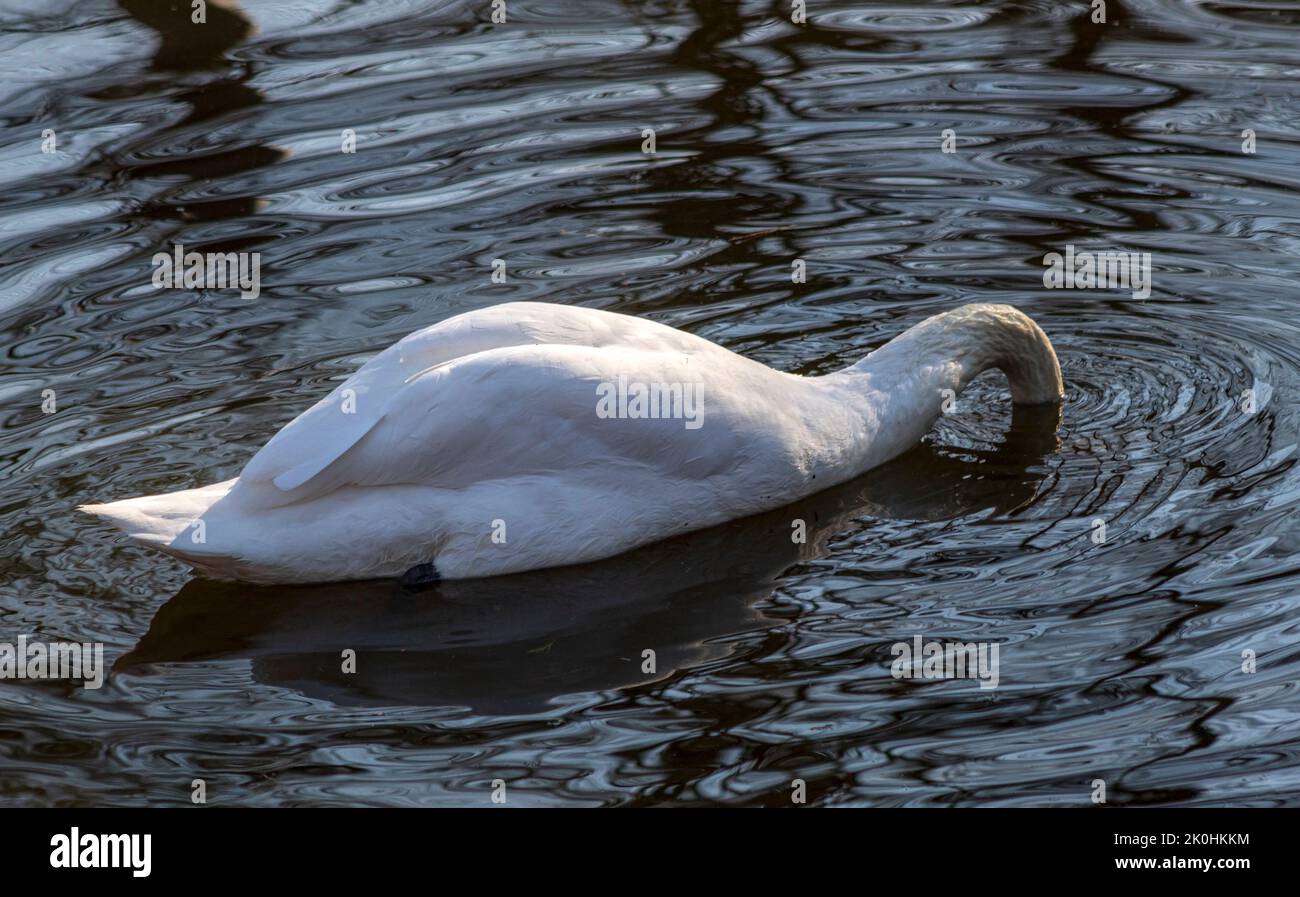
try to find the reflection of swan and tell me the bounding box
[116,411,1060,713]
[83,302,1061,583]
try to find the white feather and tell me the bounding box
[80,301,1061,583]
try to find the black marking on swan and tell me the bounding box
[399,561,441,592]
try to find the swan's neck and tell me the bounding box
[856,304,1062,403]
[823,304,1063,468]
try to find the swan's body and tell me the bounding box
[81,302,1062,583]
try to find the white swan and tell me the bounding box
[81,301,1062,584]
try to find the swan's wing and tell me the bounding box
[259,340,798,508]
[239,302,723,494]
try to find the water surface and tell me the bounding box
[2,0,1299,806]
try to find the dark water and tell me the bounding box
[2,0,1299,806]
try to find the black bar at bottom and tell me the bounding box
[1,807,1277,881]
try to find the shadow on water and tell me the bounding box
[634,0,807,268]
[117,404,1060,714]
[111,0,283,225]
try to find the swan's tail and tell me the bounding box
[78,479,241,572]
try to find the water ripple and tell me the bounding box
[1,0,1298,806]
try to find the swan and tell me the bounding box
[80,301,1062,584]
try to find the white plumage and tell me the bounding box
[80,301,1062,583]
